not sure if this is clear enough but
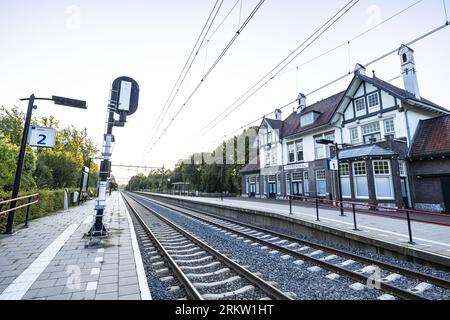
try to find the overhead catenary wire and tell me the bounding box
[195,0,426,140]
[143,0,224,153]
[207,22,450,147]
[146,0,266,155]
[196,0,360,139]
[306,22,450,97]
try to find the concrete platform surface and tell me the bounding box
[0,192,151,300]
[145,193,450,263]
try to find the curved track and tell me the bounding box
[130,192,450,300]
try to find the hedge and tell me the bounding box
[0,188,92,232]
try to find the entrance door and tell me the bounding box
[268,183,276,199]
[250,183,256,198]
[400,177,410,208]
[292,182,303,196]
[441,177,450,214]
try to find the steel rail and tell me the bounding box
[135,193,447,300]
[142,193,450,290]
[124,192,293,300]
[122,194,203,300]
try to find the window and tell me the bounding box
[314,134,325,159]
[300,112,320,127]
[256,176,260,194]
[267,128,272,144]
[265,151,271,167]
[245,177,249,194]
[316,170,326,195]
[288,143,295,163]
[384,118,395,135]
[368,92,380,109]
[350,127,359,144]
[314,131,335,159]
[361,121,381,143]
[277,174,281,195]
[373,160,394,199]
[303,171,309,193]
[285,173,291,195]
[296,140,304,162]
[339,163,351,198]
[353,162,369,198]
[292,172,302,182]
[398,160,407,177]
[355,97,366,113]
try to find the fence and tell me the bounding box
[0,193,39,232]
[288,194,450,244]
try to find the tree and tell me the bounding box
[0,140,36,191]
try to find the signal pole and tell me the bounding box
[87,77,139,238]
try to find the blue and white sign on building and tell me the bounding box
[28,126,56,148]
[327,158,338,171]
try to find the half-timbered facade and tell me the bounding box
[240,44,450,211]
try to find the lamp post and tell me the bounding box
[316,139,348,217]
[4,95,87,234]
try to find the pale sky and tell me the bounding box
[1,0,449,184]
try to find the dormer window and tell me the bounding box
[300,111,320,127]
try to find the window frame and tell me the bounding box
[372,160,394,200]
[384,118,395,136]
[355,97,366,116]
[315,169,327,195]
[350,127,359,144]
[287,142,295,163]
[367,92,380,109]
[352,161,369,199]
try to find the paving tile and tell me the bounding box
[98,275,118,285]
[30,279,57,290]
[71,291,96,300]
[118,293,141,300]
[118,276,138,287]
[35,285,65,298]
[96,292,118,300]
[118,284,140,296]
[96,283,117,294]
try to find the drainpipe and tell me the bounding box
[404,109,412,148]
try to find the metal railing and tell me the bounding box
[0,193,39,232]
[288,194,450,244]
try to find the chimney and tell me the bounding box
[398,44,420,100]
[274,108,282,121]
[354,63,366,76]
[296,93,306,114]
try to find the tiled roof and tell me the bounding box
[410,115,450,158]
[359,74,448,112]
[281,91,345,138]
[240,157,260,174]
[265,118,282,131]
[339,145,397,160]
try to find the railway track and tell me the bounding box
[122,193,293,300]
[129,192,450,300]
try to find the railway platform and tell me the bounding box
[142,193,450,267]
[0,192,151,300]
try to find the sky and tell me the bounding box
[1,0,449,185]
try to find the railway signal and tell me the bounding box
[87,76,140,238]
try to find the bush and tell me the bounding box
[0,188,83,232]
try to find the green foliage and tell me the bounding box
[126,127,258,194]
[0,105,100,193]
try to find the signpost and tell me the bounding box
[4,94,86,234]
[28,126,56,148]
[87,76,139,238]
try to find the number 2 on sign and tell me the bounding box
[37,134,47,145]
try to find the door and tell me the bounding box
[441,177,450,214]
[400,177,410,209]
[268,183,276,199]
[292,182,303,196]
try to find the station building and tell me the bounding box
[240,44,450,212]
